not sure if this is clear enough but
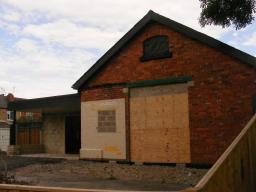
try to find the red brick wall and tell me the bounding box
[16,111,42,122]
[81,86,125,102]
[80,22,256,164]
[32,112,42,121]
[0,108,7,122]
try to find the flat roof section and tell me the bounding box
[8,93,80,114]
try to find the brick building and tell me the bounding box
[0,93,42,152]
[0,95,8,126]
[0,93,18,151]
[73,11,256,164]
[0,94,11,151]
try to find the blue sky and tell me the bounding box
[0,0,255,98]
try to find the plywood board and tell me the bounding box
[130,84,190,163]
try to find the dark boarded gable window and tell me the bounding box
[97,110,116,132]
[253,96,256,114]
[141,35,172,61]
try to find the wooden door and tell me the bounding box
[130,84,190,163]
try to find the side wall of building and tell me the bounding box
[80,87,127,160]
[81,98,126,160]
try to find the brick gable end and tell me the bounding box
[81,22,256,164]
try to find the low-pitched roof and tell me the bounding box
[72,10,256,90]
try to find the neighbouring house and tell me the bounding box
[72,10,256,164]
[0,93,42,152]
[0,93,17,151]
[0,94,11,151]
[8,94,80,155]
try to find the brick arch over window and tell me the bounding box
[141,35,172,61]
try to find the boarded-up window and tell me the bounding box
[97,110,116,132]
[141,35,172,61]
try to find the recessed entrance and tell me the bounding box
[65,115,81,154]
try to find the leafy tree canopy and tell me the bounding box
[199,0,256,29]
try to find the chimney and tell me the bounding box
[7,93,14,102]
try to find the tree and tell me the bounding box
[199,0,256,29]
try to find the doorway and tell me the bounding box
[65,115,81,154]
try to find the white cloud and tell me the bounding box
[2,11,21,22]
[0,38,95,98]
[22,20,123,51]
[0,20,20,34]
[14,38,39,53]
[1,0,229,38]
[244,32,256,47]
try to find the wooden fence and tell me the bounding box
[16,122,42,145]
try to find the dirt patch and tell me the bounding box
[10,159,209,191]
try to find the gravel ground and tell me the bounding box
[0,156,63,171]
[7,159,209,191]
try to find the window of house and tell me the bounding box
[7,111,14,121]
[141,35,172,61]
[97,110,116,132]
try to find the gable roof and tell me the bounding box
[72,10,256,90]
